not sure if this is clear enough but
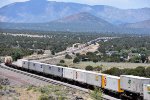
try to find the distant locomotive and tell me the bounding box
[5,59,150,100]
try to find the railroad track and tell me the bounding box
[0,64,120,100]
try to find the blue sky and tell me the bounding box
[0,0,150,9]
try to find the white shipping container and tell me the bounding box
[22,60,29,69]
[53,65,63,77]
[86,71,102,87]
[43,64,54,75]
[35,62,44,72]
[63,67,74,80]
[120,75,150,94]
[143,84,150,100]
[73,69,86,83]
[102,74,123,92]
[29,61,36,71]
[15,59,24,67]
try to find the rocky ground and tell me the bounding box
[0,67,93,100]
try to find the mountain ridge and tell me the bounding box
[51,12,113,27]
[121,19,150,29]
[0,0,150,24]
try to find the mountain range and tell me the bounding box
[0,0,150,33]
[121,19,150,29]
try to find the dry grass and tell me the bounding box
[62,59,150,71]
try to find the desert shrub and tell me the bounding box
[39,86,50,94]
[103,66,150,77]
[57,64,68,67]
[26,85,34,91]
[60,60,65,63]
[94,66,102,71]
[65,54,72,59]
[38,94,49,100]
[93,59,98,63]
[85,65,93,71]
[145,67,150,77]
[90,88,103,100]
[73,57,80,63]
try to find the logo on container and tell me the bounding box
[128,79,131,88]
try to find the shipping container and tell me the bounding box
[22,60,29,69]
[102,74,123,92]
[16,59,23,67]
[73,69,86,83]
[143,84,150,100]
[28,61,36,71]
[43,64,54,75]
[86,71,103,87]
[53,65,63,77]
[63,67,74,80]
[34,62,44,73]
[120,75,150,94]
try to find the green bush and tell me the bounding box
[103,66,150,77]
[85,65,93,71]
[65,54,72,59]
[73,57,80,63]
[38,94,49,100]
[0,85,3,90]
[60,60,65,63]
[93,59,98,63]
[94,66,102,71]
[26,85,34,91]
[39,86,50,94]
[145,67,150,77]
[57,64,68,67]
[90,88,103,100]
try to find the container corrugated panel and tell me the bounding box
[143,84,150,100]
[102,74,123,92]
[22,60,29,69]
[34,62,44,73]
[63,67,74,80]
[28,61,36,71]
[120,75,150,94]
[15,59,24,67]
[86,71,102,87]
[43,64,54,75]
[73,69,86,83]
[53,65,63,77]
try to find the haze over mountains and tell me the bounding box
[122,19,150,29]
[0,0,150,33]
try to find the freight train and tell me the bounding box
[4,58,150,100]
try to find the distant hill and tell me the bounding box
[121,20,150,29]
[0,12,114,32]
[52,12,113,27]
[0,0,150,25]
